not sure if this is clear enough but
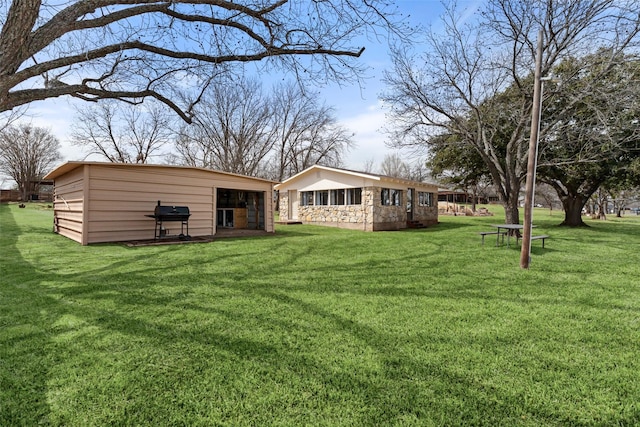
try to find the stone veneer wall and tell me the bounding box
[370,187,407,231]
[413,205,439,225]
[295,187,375,231]
[278,192,289,221]
[278,187,437,230]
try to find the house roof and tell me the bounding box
[274,164,438,189]
[44,161,279,184]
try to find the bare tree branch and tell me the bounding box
[1,0,403,120]
[173,78,353,179]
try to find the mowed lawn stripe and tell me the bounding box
[1,203,639,426]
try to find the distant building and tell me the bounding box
[275,165,438,231]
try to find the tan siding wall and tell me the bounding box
[85,165,213,243]
[49,163,274,244]
[82,165,273,244]
[52,167,85,244]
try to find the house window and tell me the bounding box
[330,189,345,205]
[327,188,362,205]
[315,190,329,205]
[301,191,314,205]
[346,188,362,205]
[418,192,434,207]
[303,188,362,206]
[381,188,401,206]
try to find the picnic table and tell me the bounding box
[479,224,550,248]
[490,224,533,247]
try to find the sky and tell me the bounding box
[4,0,484,188]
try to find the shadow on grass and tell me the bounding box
[399,222,471,234]
[0,204,182,425]
[2,204,640,425]
[0,204,503,424]
[0,203,52,425]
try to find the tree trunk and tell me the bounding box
[561,195,587,226]
[597,203,607,220]
[503,203,520,224]
[501,185,521,225]
[19,176,34,201]
[499,197,521,237]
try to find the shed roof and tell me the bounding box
[45,161,278,183]
[274,164,438,190]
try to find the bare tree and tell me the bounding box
[267,83,354,180]
[175,79,274,176]
[362,158,377,174]
[71,101,174,163]
[175,79,354,178]
[382,0,640,224]
[0,108,25,133]
[379,153,410,179]
[0,123,61,200]
[535,183,561,213]
[0,0,404,120]
[378,153,430,182]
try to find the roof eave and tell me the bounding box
[44,161,278,184]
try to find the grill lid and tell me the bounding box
[154,205,190,217]
[153,201,190,219]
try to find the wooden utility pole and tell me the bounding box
[520,29,544,269]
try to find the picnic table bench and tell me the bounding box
[515,234,550,248]
[529,234,549,248]
[487,224,529,247]
[479,230,506,245]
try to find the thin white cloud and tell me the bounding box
[338,102,393,170]
[456,0,484,26]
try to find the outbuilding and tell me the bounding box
[275,165,438,231]
[44,162,276,245]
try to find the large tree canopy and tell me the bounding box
[537,53,640,226]
[416,52,640,226]
[382,0,640,224]
[0,0,401,121]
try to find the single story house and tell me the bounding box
[275,165,438,231]
[44,161,276,245]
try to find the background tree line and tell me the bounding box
[68,78,354,181]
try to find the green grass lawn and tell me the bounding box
[2,203,640,426]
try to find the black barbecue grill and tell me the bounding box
[146,201,191,240]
